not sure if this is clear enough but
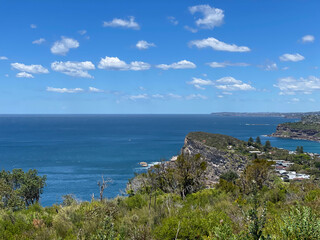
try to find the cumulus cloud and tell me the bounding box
[16,72,34,78]
[279,53,305,62]
[208,61,250,68]
[189,4,224,29]
[190,37,250,52]
[215,77,255,91]
[51,61,95,78]
[188,77,214,90]
[274,76,320,95]
[89,87,103,92]
[301,35,315,43]
[51,37,79,55]
[0,56,8,60]
[136,40,156,50]
[103,16,140,30]
[46,87,84,93]
[156,60,196,70]
[32,38,46,45]
[30,24,37,29]
[98,56,150,71]
[167,16,178,25]
[11,63,49,74]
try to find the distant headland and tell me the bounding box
[211,111,320,119]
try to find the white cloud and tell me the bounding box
[264,62,278,71]
[32,38,46,44]
[129,94,148,101]
[152,94,165,99]
[156,60,196,70]
[0,56,8,60]
[98,56,150,71]
[78,30,87,35]
[51,61,95,78]
[16,72,34,78]
[215,77,255,91]
[274,76,320,95]
[89,87,103,93]
[136,40,156,50]
[167,93,182,99]
[279,53,305,62]
[190,37,250,52]
[30,24,37,29]
[186,94,208,100]
[291,98,300,102]
[11,63,49,74]
[301,35,315,43]
[208,61,250,68]
[51,37,79,55]
[188,77,214,90]
[103,16,140,30]
[189,4,224,29]
[184,26,198,33]
[167,16,178,25]
[46,87,84,93]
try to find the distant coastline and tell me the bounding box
[211,111,320,119]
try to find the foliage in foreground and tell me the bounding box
[0,158,320,239]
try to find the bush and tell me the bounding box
[279,206,320,240]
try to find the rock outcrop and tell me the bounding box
[181,132,250,183]
[271,119,320,142]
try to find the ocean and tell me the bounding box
[0,114,319,206]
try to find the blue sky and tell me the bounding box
[0,0,319,114]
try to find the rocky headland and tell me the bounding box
[271,115,320,142]
[181,132,250,183]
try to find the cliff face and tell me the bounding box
[271,123,320,141]
[181,132,250,183]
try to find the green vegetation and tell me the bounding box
[1,133,320,239]
[186,132,245,151]
[0,169,46,211]
[280,121,320,131]
[1,159,320,239]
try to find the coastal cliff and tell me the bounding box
[271,115,320,141]
[181,132,250,183]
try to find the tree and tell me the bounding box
[248,137,254,146]
[255,136,261,145]
[220,171,238,184]
[144,154,208,198]
[0,169,46,209]
[98,176,112,201]
[264,140,271,151]
[239,159,274,194]
[296,146,304,154]
[174,154,207,198]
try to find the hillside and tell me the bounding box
[182,132,249,183]
[271,115,320,141]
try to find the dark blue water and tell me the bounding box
[0,115,319,206]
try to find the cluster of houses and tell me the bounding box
[270,160,310,181]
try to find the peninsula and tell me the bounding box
[271,115,320,141]
[211,111,320,119]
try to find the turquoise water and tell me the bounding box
[0,114,319,206]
